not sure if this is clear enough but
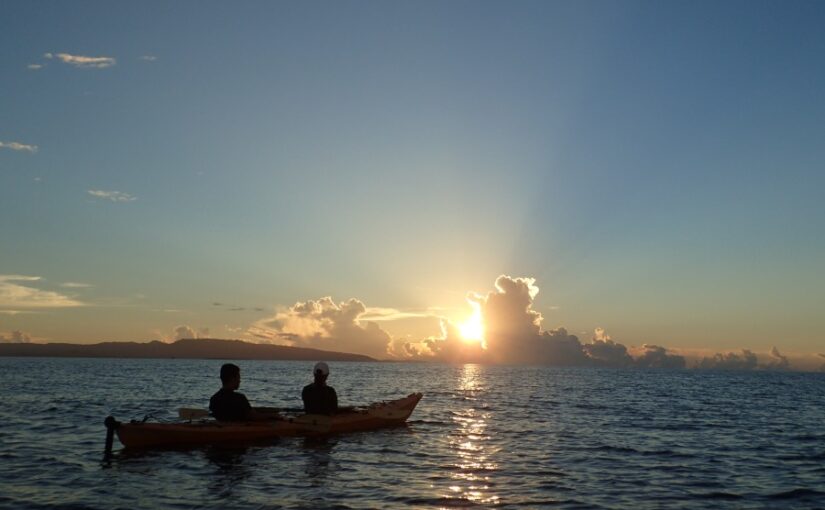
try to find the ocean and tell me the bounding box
[1,358,823,509]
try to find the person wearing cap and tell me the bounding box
[302,361,338,415]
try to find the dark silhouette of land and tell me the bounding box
[0,338,376,361]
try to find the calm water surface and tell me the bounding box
[1,358,824,509]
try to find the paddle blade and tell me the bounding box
[179,408,210,420]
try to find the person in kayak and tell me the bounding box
[210,363,271,421]
[302,362,338,415]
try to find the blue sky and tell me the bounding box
[2,1,824,359]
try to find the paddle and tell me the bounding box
[178,406,305,420]
[178,405,361,420]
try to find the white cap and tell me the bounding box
[313,361,329,376]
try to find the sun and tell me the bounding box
[458,306,484,344]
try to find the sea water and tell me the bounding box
[0,358,823,509]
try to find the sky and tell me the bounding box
[2,1,824,367]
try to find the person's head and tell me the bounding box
[313,361,329,384]
[220,363,241,390]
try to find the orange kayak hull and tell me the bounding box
[115,393,422,448]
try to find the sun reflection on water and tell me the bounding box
[440,364,499,506]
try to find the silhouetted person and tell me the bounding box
[302,362,338,415]
[209,363,259,421]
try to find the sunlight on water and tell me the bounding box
[441,364,500,506]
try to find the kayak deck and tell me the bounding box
[113,392,422,448]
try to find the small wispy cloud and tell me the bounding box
[44,52,116,69]
[139,55,157,62]
[27,64,43,70]
[87,190,137,202]
[0,141,38,153]
[61,282,93,288]
[360,307,440,322]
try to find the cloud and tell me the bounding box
[174,325,198,340]
[240,275,798,370]
[359,307,436,321]
[139,55,157,61]
[696,347,793,371]
[0,330,32,343]
[697,349,759,370]
[0,275,84,310]
[0,141,38,153]
[87,190,137,202]
[764,346,790,371]
[27,64,43,70]
[61,282,93,288]
[44,52,116,68]
[249,297,392,359]
[582,327,634,367]
[634,344,687,369]
[151,325,209,342]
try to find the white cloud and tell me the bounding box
[87,190,137,202]
[27,64,43,70]
[0,141,38,153]
[0,275,84,309]
[45,52,116,69]
[249,297,393,359]
[139,55,157,61]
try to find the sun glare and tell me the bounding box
[459,308,484,344]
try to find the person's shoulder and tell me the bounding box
[211,388,226,400]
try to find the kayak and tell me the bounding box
[108,392,422,449]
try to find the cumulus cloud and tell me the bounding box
[0,141,38,153]
[27,64,43,70]
[0,275,84,310]
[582,327,634,367]
[697,349,759,370]
[159,325,210,342]
[139,55,157,61]
[634,344,686,369]
[44,52,115,68]
[0,330,33,343]
[87,190,137,202]
[763,346,790,371]
[174,325,198,340]
[249,297,392,359]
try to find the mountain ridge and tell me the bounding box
[0,338,376,362]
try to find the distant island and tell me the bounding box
[0,338,376,362]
